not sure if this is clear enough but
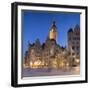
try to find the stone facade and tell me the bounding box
[24,37,68,69]
[68,25,80,58]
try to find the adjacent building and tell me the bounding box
[68,25,80,58]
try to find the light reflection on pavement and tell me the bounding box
[22,66,80,77]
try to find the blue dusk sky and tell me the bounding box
[22,10,80,54]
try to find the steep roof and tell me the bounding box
[68,28,73,33]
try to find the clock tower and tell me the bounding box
[50,21,57,41]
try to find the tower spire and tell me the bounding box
[53,21,56,25]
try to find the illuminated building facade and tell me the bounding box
[24,21,68,68]
[68,25,80,58]
[24,22,80,69]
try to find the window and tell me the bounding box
[76,41,79,45]
[73,37,76,40]
[75,33,80,36]
[73,37,80,40]
[72,46,75,50]
[72,53,75,55]
[76,46,79,50]
[77,53,79,55]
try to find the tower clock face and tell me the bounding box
[50,29,57,40]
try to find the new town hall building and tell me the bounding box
[24,21,80,69]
